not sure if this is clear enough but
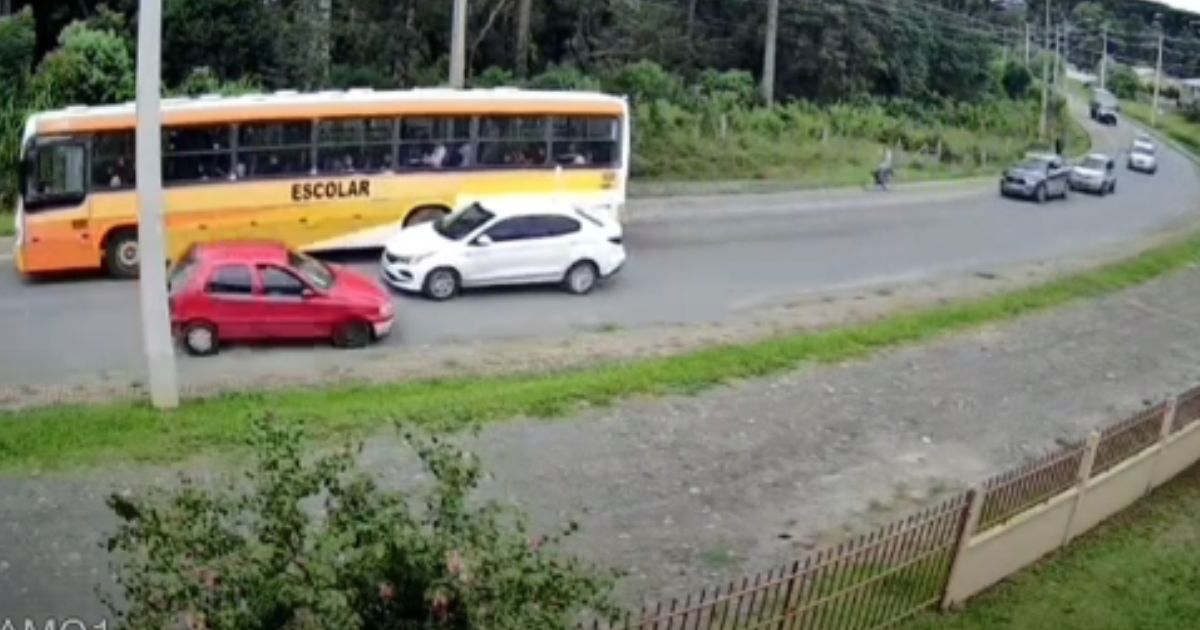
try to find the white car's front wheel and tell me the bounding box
[563,261,598,296]
[423,267,460,301]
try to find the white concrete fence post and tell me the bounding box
[1062,430,1102,547]
[1145,399,1177,495]
[940,486,985,611]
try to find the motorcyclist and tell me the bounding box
[873,148,894,190]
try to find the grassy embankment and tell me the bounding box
[904,463,1200,630]
[1123,100,1200,156]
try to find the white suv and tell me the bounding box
[380,198,627,300]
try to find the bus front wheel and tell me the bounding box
[105,229,140,279]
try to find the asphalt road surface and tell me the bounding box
[0,115,1196,391]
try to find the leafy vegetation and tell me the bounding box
[5,222,1200,472]
[905,463,1200,630]
[105,416,617,629]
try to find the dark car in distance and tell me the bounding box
[168,241,394,356]
[1089,88,1119,125]
[1000,154,1071,203]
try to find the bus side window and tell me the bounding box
[237,121,313,179]
[398,116,470,170]
[317,117,395,175]
[476,115,550,168]
[163,125,233,184]
[552,116,619,168]
[92,131,136,190]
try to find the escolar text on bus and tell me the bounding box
[291,180,371,202]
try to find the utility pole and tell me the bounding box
[1039,0,1050,139]
[1025,22,1031,66]
[134,0,179,410]
[1152,32,1164,126]
[1100,24,1108,90]
[449,0,467,88]
[1050,23,1059,86]
[515,0,532,78]
[761,0,779,104]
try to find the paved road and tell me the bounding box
[0,116,1196,391]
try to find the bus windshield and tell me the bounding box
[434,203,496,240]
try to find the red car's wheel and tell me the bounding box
[182,321,219,356]
[333,320,372,349]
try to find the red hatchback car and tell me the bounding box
[168,241,394,356]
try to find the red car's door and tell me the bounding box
[200,264,259,340]
[253,265,330,340]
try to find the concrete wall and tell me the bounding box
[944,420,1200,607]
[942,491,1075,605]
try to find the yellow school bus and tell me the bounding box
[12,87,629,277]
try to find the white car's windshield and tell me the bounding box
[289,251,335,290]
[1081,157,1107,170]
[434,203,496,241]
[1133,144,1154,156]
[1018,158,1050,171]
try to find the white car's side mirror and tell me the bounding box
[474,234,493,247]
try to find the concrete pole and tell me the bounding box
[1152,33,1164,126]
[761,0,779,104]
[515,0,533,78]
[134,0,179,410]
[1099,25,1108,90]
[449,0,467,88]
[1040,0,1051,139]
[1025,23,1031,66]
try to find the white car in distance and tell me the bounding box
[380,198,627,300]
[1128,136,1158,174]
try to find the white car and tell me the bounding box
[380,198,627,300]
[1069,153,1117,195]
[1128,137,1158,174]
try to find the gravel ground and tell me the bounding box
[6,258,1200,623]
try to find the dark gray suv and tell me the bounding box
[1000,154,1071,203]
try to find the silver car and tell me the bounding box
[1127,137,1158,174]
[1000,154,1070,203]
[1069,153,1117,195]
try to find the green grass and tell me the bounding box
[0,210,12,237]
[1123,101,1200,157]
[3,224,1200,472]
[904,464,1200,630]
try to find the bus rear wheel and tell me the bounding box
[404,206,448,227]
[105,230,140,279]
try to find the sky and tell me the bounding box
[1157,0,1200,16]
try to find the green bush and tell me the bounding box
[526,64,601,91]
[32,21,134,107]
[104,417,617,629]
[601,60,683,104]
[173,66,262,97]
[1109,65,1142,100]
[1000,61,1033,99]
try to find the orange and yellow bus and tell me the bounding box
[13,87,629,278]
